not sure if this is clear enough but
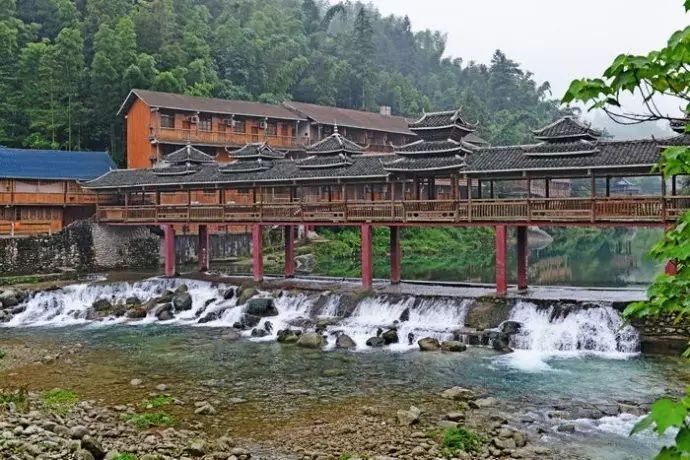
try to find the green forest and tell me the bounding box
[0,0,567,163]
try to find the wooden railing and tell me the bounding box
[0,191,114,206]
[96,196,687,225]
[152,127,302,150]
[0,220,58,236]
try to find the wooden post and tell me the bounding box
[284,225,295,278]
[516,226,528,291]
[163,224,176,278]
[605,176,611,197]
[495,225,508,296]
[545,179,550,198]
[252,223,264,282]
[361,224,373,289]
[390,226,401,284]
[198,224,209,272]
[490,180,495,199]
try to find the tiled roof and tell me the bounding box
[306,131,365,155]
[520,140,600,157]
[228,143,285,160]
[164,145,215,165]
[396,139,475,156]
[382,155,466,173]
[297,155,354,169]
[658,133,690,147]
[285,101,413,135]
[220,159,273,174]
[532,117,602,141]
[464,139,661,174]
[120,89,306,120]
[84,156,391,189]
[408,110,476,132]
[0,146,115,180]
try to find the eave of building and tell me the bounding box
[462,163,657,179]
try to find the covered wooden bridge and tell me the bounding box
[84,111,690,294]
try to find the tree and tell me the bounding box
[563,2,690,458]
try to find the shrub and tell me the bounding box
[113,454,137,460]
[440,427,484,456]
[0,387,29,412]
[0,350,5,360]
[41,389,78,414]
[143,395,173,409]
[122,412,175,429]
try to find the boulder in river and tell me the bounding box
[222,288,235,300]
[491,331,513,353]
[366,336,386,348]
[382,329,399,345]
[336,334,356,349]
[277,329,301,343]
[500,320,522,335]
[154,303,174,321]
[418,337,441,351]
[245,298,278,317]
[92,299,113,313]
[251,328,269,338]
[296,332,325,349]
[441,340,467,352]
[440,386,477,401]
[396,406,422,426]
[237,287,258,305]
[172,293,193,311]
[125,307,147,319]
[198,309,225,324]
[0,289,20,308]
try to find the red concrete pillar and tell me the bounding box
[495,225,508,296]
[666,260,679,276]
[198,224,209,272]
[361,224,374,289]
[163,224,176,278]
[284,225,295,278]
[516,226,528,291]
[390,226,401,284]
[252,224,264,282]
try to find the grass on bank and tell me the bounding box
[143,395,173,409]
[0,387,29,412]
[122,411,175,429]
[438,427,485,456]
[41,388,79,414]
[112,454,137,460]
[0,350,5,360]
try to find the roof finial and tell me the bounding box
[333,121,339,134]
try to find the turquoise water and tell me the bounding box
[2,323,682,459]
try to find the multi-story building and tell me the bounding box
[118,89,419,169]
[0,146,115,236]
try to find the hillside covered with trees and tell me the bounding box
[0,0,567,163]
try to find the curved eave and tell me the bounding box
[533,133,600,142]
[523,149,600,157]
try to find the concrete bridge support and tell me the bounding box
[284,225,296,278]
[361,224,373,289]
[252,224,264,282]
[198,224,209,272]
[163,224,176,278]
[495,225,508,296]
[390,226,401,284]
[516,226,528,291]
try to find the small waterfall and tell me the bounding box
[332,296,470,350]
[508,301,640,354]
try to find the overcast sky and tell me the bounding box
[367,0,688,116]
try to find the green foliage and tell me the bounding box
[143,395,173,409]
[0,0,566,161]
[0,350,5,360]
[439,427,484,456]
[122,411,175,430]
[565,2,690,458]
[41,388,78,414]
[112,454,137,460]
[311,227,494,280]
[0,387,29,412]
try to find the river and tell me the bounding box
[0,276,684,459]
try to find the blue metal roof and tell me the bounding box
[0,147,116,181]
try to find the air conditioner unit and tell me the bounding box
[188,115,199,124]
[259,120,268,129]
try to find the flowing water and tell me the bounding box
[1,277,685,459]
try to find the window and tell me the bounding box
[266,122,277,136]
[233,119,246,133]
[160,112,175,129]
[198,115,212,132]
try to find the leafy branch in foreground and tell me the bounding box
[565,1,690,458]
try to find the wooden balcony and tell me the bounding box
[151,127,303,150]
[96,196,685,226]
[0,191,114,206]
[0,220,60,236]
